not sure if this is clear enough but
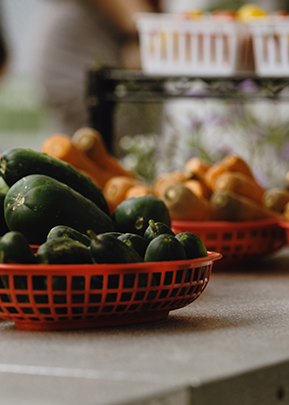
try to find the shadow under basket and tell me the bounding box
[0,252,221,331]
[172,218,286,266]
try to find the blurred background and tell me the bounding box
[0,0,289,187]
[0,0,52,152]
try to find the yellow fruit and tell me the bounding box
[237,4,268,21]
[181,9,203,19]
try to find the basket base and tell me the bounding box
[14,310,170,331]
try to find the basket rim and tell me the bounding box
[0,251,222,274]
[278,220,289,229]
[172,217,282,230]
[248,16,289,26]
[136,12,244,24]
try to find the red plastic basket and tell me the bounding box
[0,252,221,331]
[172,218,286,264]
[278,221,289,244]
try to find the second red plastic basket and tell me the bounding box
[172,218,286,264]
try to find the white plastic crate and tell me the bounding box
[136,13,254,77]
[249,17,289,77]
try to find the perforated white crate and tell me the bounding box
[136,13,254,76]
[249,17,289,77]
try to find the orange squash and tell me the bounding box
[211,190,281,221]
[263,188,289,213]
[162,183,219,221]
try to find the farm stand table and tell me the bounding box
[0,248,289,404]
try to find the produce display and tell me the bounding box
[41,129,135,189]
[0,219,207,265]
[155,155,288,222]
[1,127,289,268]
[1,124,287,330]
[0,139,210,265]
[37,129,288,223]
[136,3,289,78]
[180,4,288,21]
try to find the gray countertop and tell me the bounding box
[1,249,289,405]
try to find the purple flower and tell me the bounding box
[183,115,203,132]
[248,125,267,142]
[237,79,259,93]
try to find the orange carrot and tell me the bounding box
[204,162,228,191]
[102,176,141,214]
[153,170,187,198]
[184,157,210,178]
[72,127,135,178]
[221,155,255,179]
[125,184,155,199]
[213,171,264,204]
[183,179,211,199]
[204,154,256,190]
[41,134,115,188]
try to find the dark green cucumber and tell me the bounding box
[144,234,186,262]
[144,219,175,243]
[118,233,148,258]
[0,147,109,214]
[96,232,123,239]
[0,231,37,264]
[37,237,93,264]
[0,192,9,236]
[4,174,115,244]
[175,232,207,259]
[88,231,143,264]
[47,225,91,247]
[112,194,171,237]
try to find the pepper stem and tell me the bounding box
[148,219,157,233]
[86,229,99,242]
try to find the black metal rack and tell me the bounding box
[85,67,289,151]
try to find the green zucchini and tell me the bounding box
[88,230,143,264]
[144,234,186,262]
[117,233,148,258]
[175,232,207,259]
[37,237,93,264]
[112,194,171,237]
[4,174,115,244]
[143,219,175,243]
[0,147,109,214]
[47,225,91,247]
[0,231,37,264]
